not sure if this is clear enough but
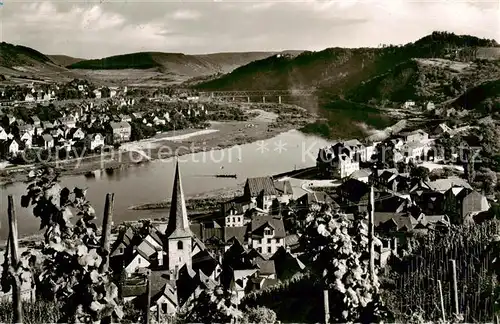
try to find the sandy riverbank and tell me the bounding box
[120,129,220,152]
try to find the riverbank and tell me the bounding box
[0,185,244,248]
[129,186,243,211]
[0,104,313,185]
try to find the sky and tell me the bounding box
[0,0,498,58]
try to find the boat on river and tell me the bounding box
[215,174,237,179]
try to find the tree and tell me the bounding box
[302,209,392,322]
[375,142,395,169]
[410,166,430,181]
[241,306,277,324]
[474,167,498,194]
[14,167,123,323]
[180,285,242,324]
[438,133,462,163]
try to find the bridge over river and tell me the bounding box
[198,89,316,104]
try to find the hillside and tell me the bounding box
[0,43,290,85]
[195,32,498,97]
[48,55,86,67]
[66,51,282,84]
[0,42,79,83]
[451,79,500,112]
[193,32,498,139]
[0,42,52,67]
[347,58,500,105]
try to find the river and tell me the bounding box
[0,130,330,239]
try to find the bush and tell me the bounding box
[242,306,277,324]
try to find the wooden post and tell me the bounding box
[450,259,459,315]
[323,289,330,324]
[368,186,375,281]
[156,303,161,323]
[100,193,114,273]
[8,195,22,324]
[145,270,151,324]
[438,280,446,322]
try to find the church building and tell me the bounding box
[165,161,194,275]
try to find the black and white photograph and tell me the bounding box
[0,0,499,323]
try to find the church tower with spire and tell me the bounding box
[166,161,193,273]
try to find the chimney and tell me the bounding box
[158,250,164,266]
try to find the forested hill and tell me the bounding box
[194,32,499,103]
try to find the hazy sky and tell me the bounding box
[0,0,498,58]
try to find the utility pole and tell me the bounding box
[145,270,151,324]
[8,196,22,324]
[368,186,375,281]
[323,289,330,324]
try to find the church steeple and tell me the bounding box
[166,160,192,239]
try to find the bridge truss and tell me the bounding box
[198,89,316,98]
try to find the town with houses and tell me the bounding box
[49,116,489,318]
[0,77,497,322]
[0,81,208,163]
[0,17,498,321]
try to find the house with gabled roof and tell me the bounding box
[150,273,178,316]
[4,114,16,125]
[59,116,76,128]
[124,247,152,275]
[17,123,34,137]
[1,138,20,157]
[270,246,306,280]
[41,121,54,130]
[247,216,286,256]
[84,133,104,151]
[67,128,85,141]
[443,186,472,223]
[0,126,8,141]
[374,212,420,233]
[119,114,132,122]
[297,191,336,208]
[108,121,131,144]
[336,178,378,213]
[191,249,222,281]
[244,177,278,210]
[20,132,32,149]
[349,168,372,183]
[224,226,248,249]
[220,197,250,227]
[399,129,428,143]
[432,122,452,137]
[462,191,490,223]
[30,116,41,127]
[111,227,137,258]
[230,268,258,304]
[132,112,143,120]
[273,179,293,204]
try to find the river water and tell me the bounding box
[0,130,330,239]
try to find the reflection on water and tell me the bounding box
[0,130,329,238]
